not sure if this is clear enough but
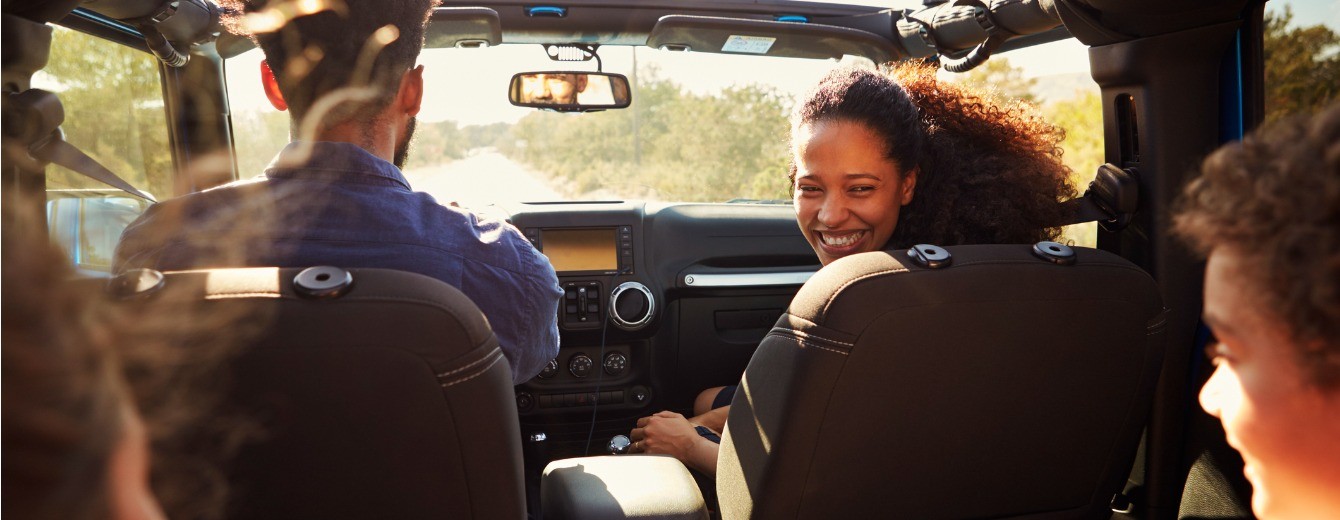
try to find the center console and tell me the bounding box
[511,204,658,427]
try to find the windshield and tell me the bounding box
[227,44,866,207]
[226,38,1099,220]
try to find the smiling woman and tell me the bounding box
[631,62,1082,473]
[793,119,915,265]
[789,63,1075,254]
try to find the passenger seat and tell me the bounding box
[717,243,1166,519]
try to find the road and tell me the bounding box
[402,148,564,211]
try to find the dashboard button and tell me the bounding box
[569,353,594,378]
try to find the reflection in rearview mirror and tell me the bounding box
[509,72,632,112]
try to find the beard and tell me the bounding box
[393,116,417,169]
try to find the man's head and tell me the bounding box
[1174,103,1340,520]
[225,0,437,153]
[522,73,589,104]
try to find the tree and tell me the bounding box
[1044,92,1103,248]
[959,58,1037,103]
[501,68,792,202]
[1263,7,1340,122]
[41,27,174,198]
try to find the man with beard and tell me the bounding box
[521,73,588,105]
[114,0,561,383]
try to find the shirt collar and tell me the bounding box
[263,141,412,190]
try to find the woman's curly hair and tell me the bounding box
[1173,102,1340,389]
[789,62,1076,248]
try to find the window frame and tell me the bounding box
[55,8,180,197]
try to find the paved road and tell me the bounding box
[403,149,563,211]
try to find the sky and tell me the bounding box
[225,0,1340,127]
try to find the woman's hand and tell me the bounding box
[628,411,719,475]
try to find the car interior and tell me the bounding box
[2,0,1274,518]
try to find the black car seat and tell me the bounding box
[108,266,526,519]
[717,243,1166,519]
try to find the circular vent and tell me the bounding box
[609,281,655,331]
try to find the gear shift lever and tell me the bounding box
[608,434,631,454]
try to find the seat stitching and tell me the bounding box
[787,329,854,348]
[438,351,504,387]
[204,291,283,299]
[797,339,849,356]
[820,267,908,317]
[767,331,850,356]
[436,348,503,378]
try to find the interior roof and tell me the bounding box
[217,0,899,58]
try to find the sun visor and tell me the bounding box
[646,15,900,64]
[215,6,501,59]
[424,7,501,49]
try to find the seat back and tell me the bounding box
[717,244,1165,519]
[124,267,525,519]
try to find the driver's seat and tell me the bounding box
[717,243,1166,519]
[114,266,525,519]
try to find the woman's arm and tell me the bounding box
[690,405,729,433]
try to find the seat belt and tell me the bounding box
[7,88,157,203]
[30,133,157,202]
[1056,163,1139,231]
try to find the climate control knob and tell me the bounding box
[603,352,628,376]
[609,282,655,331]
[569,353,594,378]
[538,359,559,379]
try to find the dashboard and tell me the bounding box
[498,201,822,459]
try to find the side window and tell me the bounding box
[32,26,171,274]
[225,48,290,182]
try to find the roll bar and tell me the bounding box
[894,0,1062,72]
[74,0,1065,72]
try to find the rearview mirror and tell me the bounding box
[509,72,631,112]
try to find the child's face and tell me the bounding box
[1199,248,1340,519]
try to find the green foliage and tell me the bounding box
[954,58,1100,246]
[1264,7,1340,122]
[1044,91,1104,184]
[231,109,289,177]
[410,120,467,164]
[961,58,1038,103]
[500,70,793,202]
[42,27,173,198]
[1043,91,1103,247]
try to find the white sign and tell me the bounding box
[721,35,776,55]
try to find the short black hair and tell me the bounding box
[222,0,439,126]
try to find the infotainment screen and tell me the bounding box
[542,228,618,273]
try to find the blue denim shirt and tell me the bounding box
[114,141,562,384]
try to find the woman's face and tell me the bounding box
[792,119,916,266]
[1199,249,1340,519]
